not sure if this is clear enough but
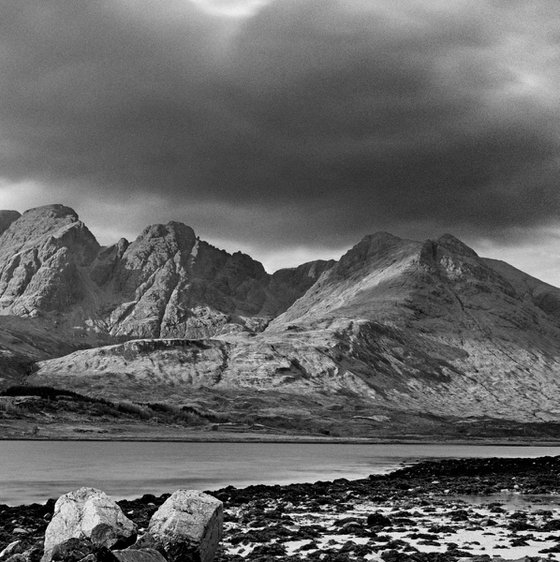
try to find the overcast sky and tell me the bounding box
[1,0,560,282]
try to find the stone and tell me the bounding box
[42,488,136,562]
[367,513,392,527]
[0,541,21,560]
[147,490,223,562]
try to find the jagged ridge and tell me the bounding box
[0,205,333,338]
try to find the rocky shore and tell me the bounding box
[2,456,560,561]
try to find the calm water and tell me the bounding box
[1,441,559,506]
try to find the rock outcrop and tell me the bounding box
[101,221,271,338]
[42,488,136,562]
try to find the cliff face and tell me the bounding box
[0,205,100,316]
[0,205,332,338]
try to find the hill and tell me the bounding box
[2,205,560,439]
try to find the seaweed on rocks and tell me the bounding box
[2,456,560,561]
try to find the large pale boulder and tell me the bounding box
[41,488,136,562]
[147,490,222,562]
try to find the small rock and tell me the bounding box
[367,513,392,527]
[0,541,21,560]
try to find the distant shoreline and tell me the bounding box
[2,434,560,446]
[2,418,560,444]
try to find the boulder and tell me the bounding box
[42,488,136,562]
[146,490,222,562]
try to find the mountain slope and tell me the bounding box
[27,229,560,436]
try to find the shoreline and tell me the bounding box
[2,455,560,561]
[2,431,560,446]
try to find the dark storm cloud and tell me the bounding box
[1,0,560,251]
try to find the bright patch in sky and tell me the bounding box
[188,0,269,17]
[0,179,58,209]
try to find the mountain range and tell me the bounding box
[1,204,559,439]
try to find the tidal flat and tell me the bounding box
[2,456,560,561]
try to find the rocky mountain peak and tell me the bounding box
[17,203,79,227]
[111,222,197,298]
[362,231,402,243]
[357,231,404,254]
[333,232,419,280]
[419,234,480,272]
[435,234,479,258]
[270,233,423,327]
[0,204,85,255]
[137,221,197,251]
[0,205,101,316]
